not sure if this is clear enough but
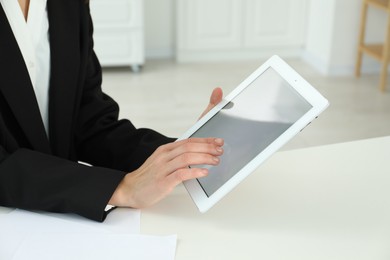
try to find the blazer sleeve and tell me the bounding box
[0,145,127,222]
[73,3,175,173]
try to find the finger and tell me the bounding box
[163,137,223,152]
[188,137,223,146]
[165,138,224,161]
[198,88,223,120]
[178,137,219,145]
[149,138,223,177]
[167,152,220,173]
[165,167,209,187]
[209,87,223,106]
[152,138,214,161]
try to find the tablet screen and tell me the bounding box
[191,67,312,197]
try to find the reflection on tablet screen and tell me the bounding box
[190,68,312,197]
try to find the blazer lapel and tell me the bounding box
[47,0,81,158]
[0,5,51,153]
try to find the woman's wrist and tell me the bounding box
[108,173,134,207]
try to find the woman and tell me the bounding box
[0,0,224,221]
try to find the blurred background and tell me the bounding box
[89,0,390,150]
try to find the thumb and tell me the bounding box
[209,87,223,106]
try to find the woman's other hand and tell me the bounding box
[198,87,223,120]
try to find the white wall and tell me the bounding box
[304,0,336,74]
[144,0,175,59]
[304,0,387,76]
[329,0,362,75]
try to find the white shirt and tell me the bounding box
[0,0,50,135]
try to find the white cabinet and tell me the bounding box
[90,0,144,71]
[177,0,308,62]
[178,0,243,50]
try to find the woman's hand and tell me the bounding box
[109,137,224,208]
[198,87,223,120]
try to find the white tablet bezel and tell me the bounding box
[177,55,329,213]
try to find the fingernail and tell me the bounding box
[201,169,209,176]
[215,138,223,145]
[213,157,220,163]
[216,147,223,153]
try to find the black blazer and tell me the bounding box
[0,0,173,221]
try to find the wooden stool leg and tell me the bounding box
[356,1,368,77]
[380,53,389,92]
[380,8,390,92]
[380,61,388,92]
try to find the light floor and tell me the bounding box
[101,59,390,150]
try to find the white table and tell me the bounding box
[1,137,390,259]
[141,136,390,259]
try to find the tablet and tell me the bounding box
[177,55,329,213]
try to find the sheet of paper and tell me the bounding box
[12,233,177,260]
[43,207,141,234]
[0,209,103,259]
[0,208,171,260]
